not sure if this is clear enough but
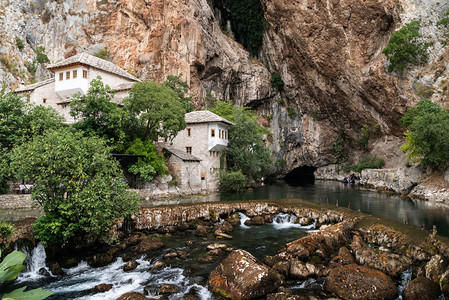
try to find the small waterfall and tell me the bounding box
[272,213,316,230]
[396,267,412,300]
[18,243,51,281]
[237,212,250,228]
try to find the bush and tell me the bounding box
[331,129,350,164]
[437,9,449,27]
[343,156,385,173]
[286,107,296,119]
[382,20,430,72]
[0,220,14,238]
[27,59,37,75]
[218,170,247,193]
[35,46,50,64]
[125,138,167,182]
[270,72,284,92]
[15,37,24,50]
[93,48,112,61]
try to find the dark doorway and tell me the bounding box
[283,166,317,186]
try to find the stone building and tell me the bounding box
[160,110,233,193]
[14,53,139,123]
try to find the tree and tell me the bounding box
[210,101,274,187]
[0,249,53,300]
[70,76,127,150]
[382,20,430,72]
[125,138,167,181]
[9,128,140,246]
[164,74,194,112]
[400,100,449,169]
[123,81,186,141]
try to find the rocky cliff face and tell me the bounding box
[1,0,448,175]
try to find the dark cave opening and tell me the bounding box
[283,166,317,186]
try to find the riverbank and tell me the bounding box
[315,164,449,204]
[4,199,449,299]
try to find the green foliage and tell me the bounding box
[9,129,140,246]
[218,170,247,193]
[437,9,449,27]
[26,60,37,75]
[210,101,274,185]
[125,138,167,181]
[356,124,371,150]
[15,37,24,50]
[124,81,186,141]
[382,20,430,72]
[35,46,49,64]
[164,74,194,112]
[70,76,126,150]
[225,0,265,56]
[310,110,322,121]
[416,82,434,99]
[0,221,13,238]
[286,107,296,119]
[400,100,449,169]
[331,129,350,164]
[0,249,53,300]
[343,156,385,173]
[270,73,284,92]
[93,48,112,61]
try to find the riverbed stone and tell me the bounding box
[244,215,265,226]
[38,267,50,276]
[116,292,149,300]
[439,270,449,297]
[123,260,139,272]
[214,220,233,233]
[215,231,233,239]
[208,249,284,299]
[425,255,449,283]
[402,277,441,300]
[160,284,179,294]
[134,237,164,254]
[195,225,208,237]
[91,283,113,294]
[227,212,241,226]
[49,262,64,275]
[325,264,398,300]
[351,235,412,277]
[207,243,228,251]
[263,214,273,223]
[88,252,114,268]
[198,255,217,263]
[330,246,356,267]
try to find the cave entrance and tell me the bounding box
[283,166,317,186]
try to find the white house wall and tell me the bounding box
[208,122,229,151]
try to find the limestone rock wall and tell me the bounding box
[1,0,449,175]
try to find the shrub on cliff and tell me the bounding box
[400,100,449,169]
[9,128,140,246]
[382,20,430,72]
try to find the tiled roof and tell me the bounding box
[15,78,54,93]
[47,53,139,82]
[163,146,201,162]
[185,110,234,125]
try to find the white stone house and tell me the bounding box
[160,110,234,193]
[14,53,139,123]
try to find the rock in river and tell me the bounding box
[208,249,284,299]
[324,264,397,300]
[402,277,441,300]
[134,237,164,254]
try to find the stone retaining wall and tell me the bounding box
[0,194,33,210]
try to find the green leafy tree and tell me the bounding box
[123,81,186,141]
[400,100,449,169]
[210,101,274,187]
[125,138,167,181]
[9,129,140,246]
[225,0,265,56]
[70,76,127,150]
[382,20,430,72]
[0,249,53,300]
[164,74,194,112]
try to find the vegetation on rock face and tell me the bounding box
[331,129,350,164]
[93,48,112,61]
[382,20,430,73]
[123,81,186,142]
[400,99,449,169]
[343,156,385,173]
[15,37,24,50]
[9,129,140,246]
[437,9,449,28]
[0,249,53,300]
[35,46,50,64]
[270,72,284,92]
[210,100,274,191]
[0,220,13,239]
[216,0,265,56]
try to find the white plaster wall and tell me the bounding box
[168,155,202,193]
[54,66,89,98]
[208,122,229,151]
[90,69,135,90]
